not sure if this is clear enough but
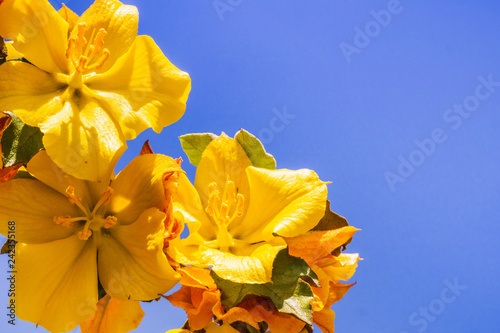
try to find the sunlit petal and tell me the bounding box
[86,35,191,140]
[0,62,66,126]
[0,0,69,73]
[42,98,125,182]
[109,154,183,225]
[98,208,180,301]
[75,0,138,73]
[0,178,80,243]
[15,235,98,332]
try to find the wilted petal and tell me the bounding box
[285,226,359,264]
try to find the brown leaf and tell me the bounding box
[140,140,154,155]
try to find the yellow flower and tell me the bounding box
[168,133,328,284]
[0,0,191,182]
[0,151,182,332]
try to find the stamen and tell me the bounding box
[65,24,110,74]
[230,194,245,221]
[208,182,218,193]
[53,215,86,228]
[219,202,230,225]
[91,187,114,216]
[66,37,76,59]
[225,181,236,206]
[88,49,110,70]
[65,186,88,213]
[78,220,93,240]
[76,55,88,73]
[205,189,220,218]
[103,216,117,229]
[76,23,87,49]
[92,29,107,55]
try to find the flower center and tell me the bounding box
[204,181,245,251]
[65,23,110,74]
[53,186,117,241]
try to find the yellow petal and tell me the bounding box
[98,208,180,301]
[174,173,216,240]
[0,61,66,126]
[86,35,191,140]
[58,4,80,31]
[285,226,359,264]
[80,295,145,333]
[15,235,98,332]
[4,41,22,59]
[0,0,69,73]
[194,134,252,209]
[109,154,183,225]
[231,167,327,243]
[26,150,101,204]
[0,178,81,243]
[200,240,286,284]
[75,0,138,73]
[41,98,126,182]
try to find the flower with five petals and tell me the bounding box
[0,0,191,181]
[167,133,328,284]
[0,151,182,332]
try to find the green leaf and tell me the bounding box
[211,249,319,324]
[179,133,218,166]
[235,129,276,170]
[312,200,352,255]
[1,112,44,167]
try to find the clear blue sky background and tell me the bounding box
[1,0,499,332]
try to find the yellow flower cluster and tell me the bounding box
[0,1,359,333]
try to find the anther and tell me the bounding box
[54,215,74,228]
[103,216,117,229]
[92,49,110,70]
[234,194,245,218]
[78,228,92,241]
[76,23,87,48]
[205,190,220,217]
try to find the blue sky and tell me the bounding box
[1,0,499,332]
